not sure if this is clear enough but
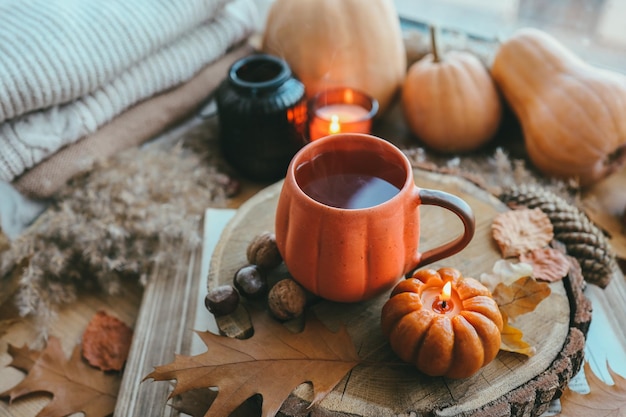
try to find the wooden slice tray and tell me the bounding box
[207,168,591,417]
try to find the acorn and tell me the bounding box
[233,264,268,299]
[205,284,240,317]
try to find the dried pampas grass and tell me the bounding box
[1,119,238,329]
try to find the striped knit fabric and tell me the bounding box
[0,0,260,183]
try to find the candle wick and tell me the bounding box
[441,300,447,309]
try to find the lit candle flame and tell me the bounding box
[441,281,452,302]
[329,114,341,134]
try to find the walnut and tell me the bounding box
[246,231,282,270]
[267,279,306,321]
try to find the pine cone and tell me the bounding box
[499,184,616,288]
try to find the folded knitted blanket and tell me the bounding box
[0,0,260,183]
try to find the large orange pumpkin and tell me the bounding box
[381,267,503,379]
[261,0,406,113]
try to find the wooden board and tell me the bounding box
[207,168,590,417]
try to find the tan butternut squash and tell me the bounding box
[492,27,626,186]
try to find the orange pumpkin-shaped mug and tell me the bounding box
[275,133,475,302]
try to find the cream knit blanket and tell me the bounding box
[0,0,260,183]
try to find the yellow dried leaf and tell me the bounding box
[520,247,570,282]
[493,276,551,320]
[492,208,553,258]
[499,311,535,357]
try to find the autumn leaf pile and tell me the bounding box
[1,311,132,417]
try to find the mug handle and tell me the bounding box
[412,188,475,270]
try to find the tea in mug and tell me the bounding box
[296,149,404,209]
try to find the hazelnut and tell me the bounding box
[205,285,240,317]
[268,279,306,321]
[233,264,268,299]
[246,231,282,270]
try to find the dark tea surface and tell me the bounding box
[295,149,405,209]
[302,173,400,209]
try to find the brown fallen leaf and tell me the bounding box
[82,310,133,371]
[170,388,262,417]
[560,361,626,416]
[519,247,570,283]
[1,336,120,417]
[145,309,360,417]
[493,276,551,320]
[5,343,42,373]
[498,311,535,357]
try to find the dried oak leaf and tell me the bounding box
[145,309,360,417]
[4,342,41,373]
[560,361,626,416]
[1,336,120,417]
[499,311,535,357]
[519,247,570,283]
[82,310,133,371]
[493,276,551,321]
[492,208,553,258]
[170,388,262,417]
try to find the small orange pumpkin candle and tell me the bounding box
[381,267,503,379]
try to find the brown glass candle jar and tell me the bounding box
[216,54,307,182]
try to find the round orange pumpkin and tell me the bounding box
[402,27,502,153]
[381,267,503,379]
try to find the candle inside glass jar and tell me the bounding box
[308,87,378,141]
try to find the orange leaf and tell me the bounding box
[560,362,626,416]
[1,336,120,417]
[493,276,551,320]
[498,311,535,357]
[82,310,133,371]
[145,309,360,417]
